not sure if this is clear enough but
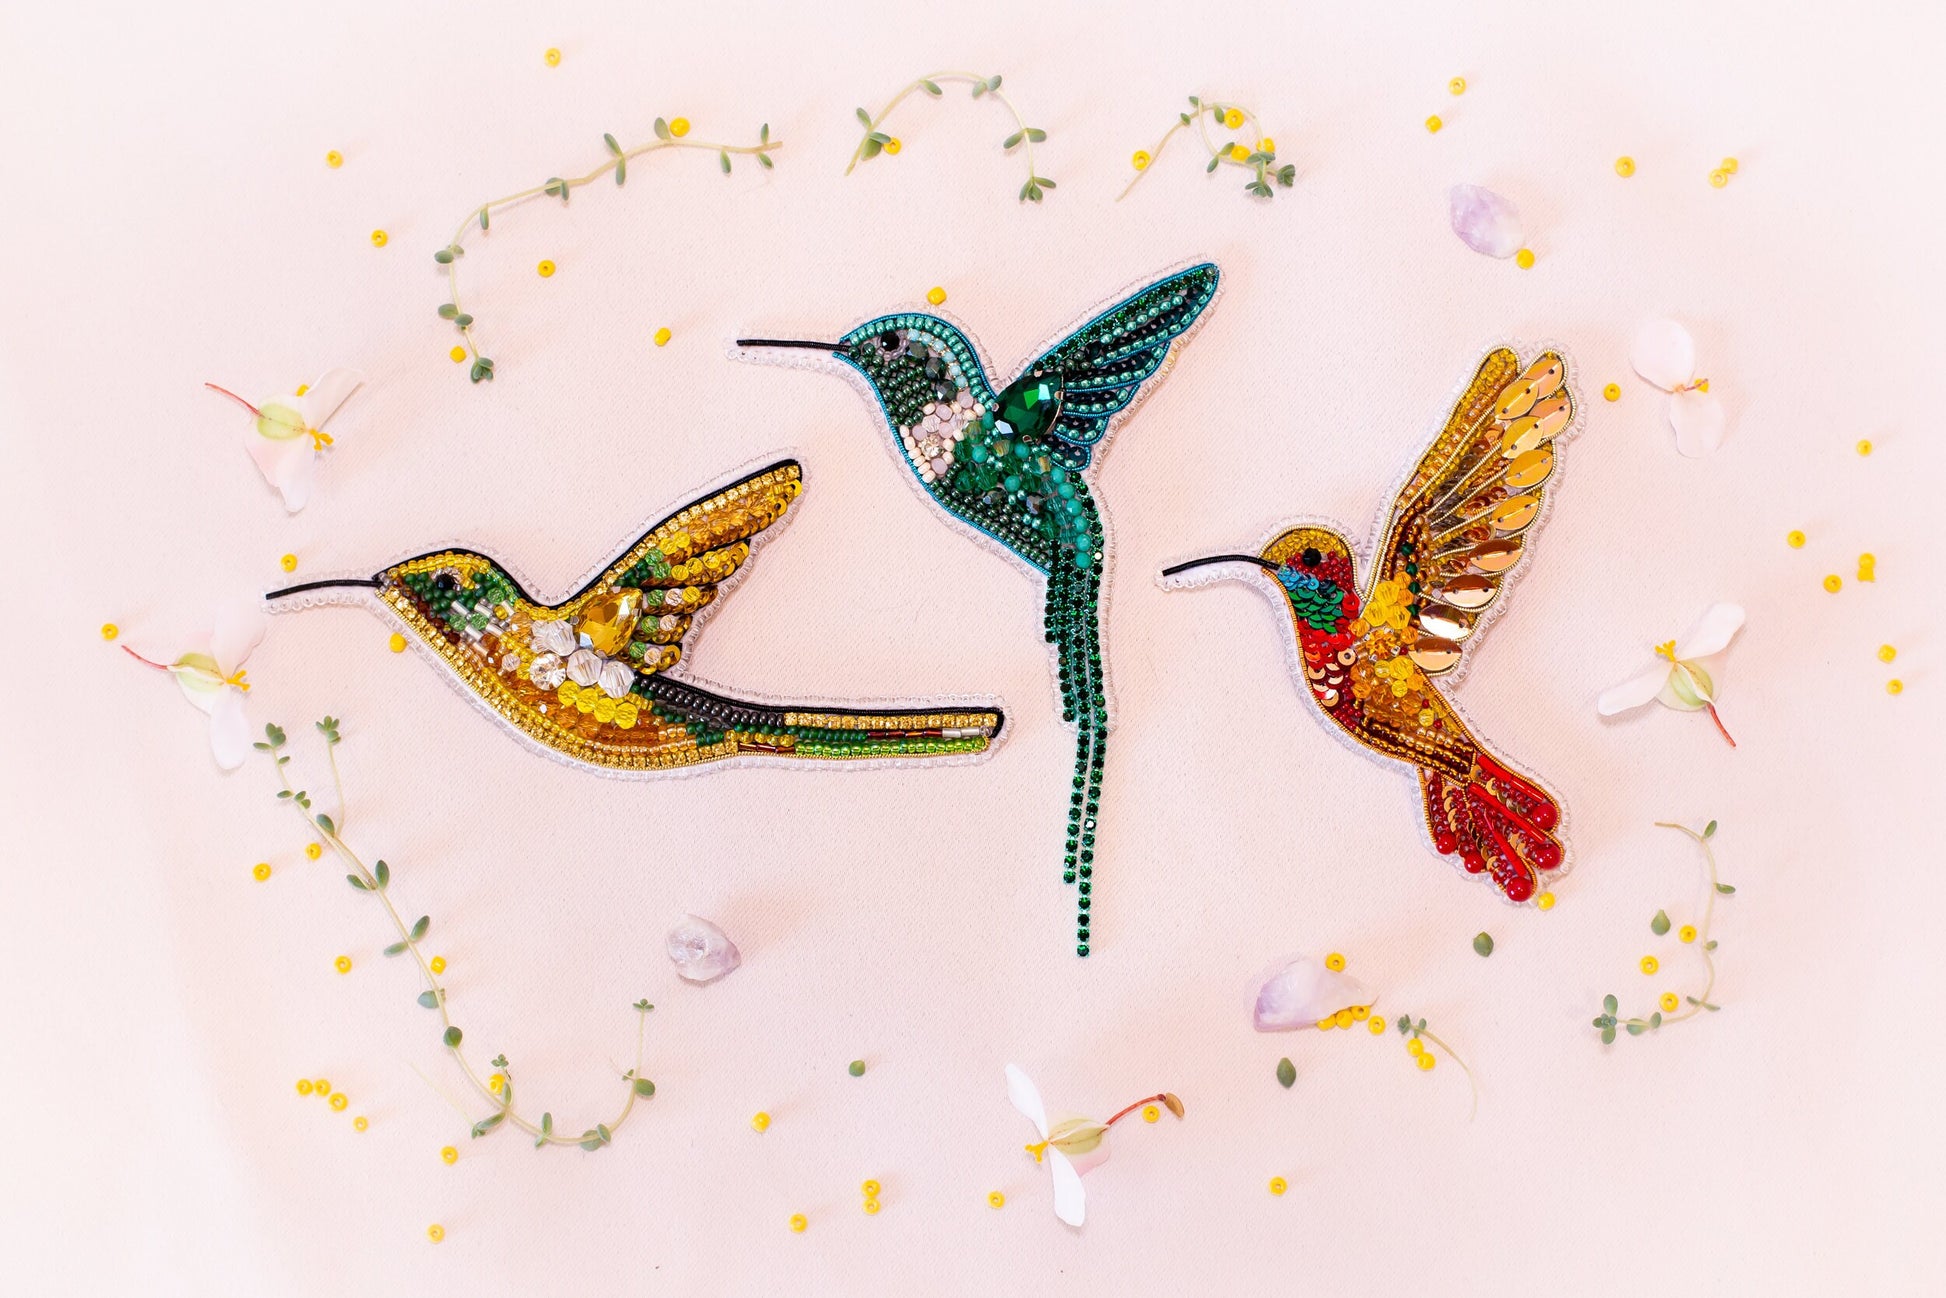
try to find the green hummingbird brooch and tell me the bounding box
[738,263,1220,954]
[266,459,1003,771]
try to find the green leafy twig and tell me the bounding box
[438,119,781,383]
[845,71,1054,202]
[1119,96,1295,201]
[1593,819,1735,1044]
[1395,1014,1479,1120]
[256,719,657,1148]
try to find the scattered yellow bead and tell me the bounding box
[489,1074,506,1095]
[100,622,119,640]
[1425,115,1443,134]
[1131,149,1151,171]
[1448,77,1466,95]
[1416,1052,1436,1071]
[1324,952,1346,972]
[987,1191,1005,1209]
[1823,574,1842,593]
[427,1224,445,1244]
[1709,169,1729,188]
[429,956,447,974]
[449,346,466,364]
[1515,248,1536,269]
[253,862,272,882]
[353,1116,368,1131]
[1333,1008,1356,1029]
[1888,679,1904,696]
[1856,439,1873,456]
[1268,1176,1289,1196]
[924,286,947,306]
[537,259,556,278]
[280,553,298,573]
[334,955,352,974]
[441,1146,458,1165]
[653,327,673,347]
[751,1111,771,1132]
[370,229,388,248]
[1640,955,1659,975]
[1351,1005,1369,1021]
[325,150,343,169]
[1223,108,1244,129]
[861,1179,881,1197]
[1258,137,1276,153]
[884,137,902,155]
[1367,1015,1386,1035]
[306,843,323,860]
[544,47,561,66]
[1857,554,1876,582]
[389,633,407,653]
[1537,891,1556,910]
[1603,383,1621,402]
[669,117,690,138]
[862,1198,881,1215]
[1315,1017,1334,1031]
[1787,530,1806,548]
[1229,143,1250,163]
[1406,1038,1424,1057]
[788,1213,807,1233]
[1659,992,1680,1013]
[1721,157,1739,174]
[1678,924,1698,944]
[1879,644,1897,663]
[329,1093,348,1112]
[297,1079,314,1096]
[1614,156,1635,178]
[314,1079,331,1096]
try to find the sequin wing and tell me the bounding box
[1367,350,1575,678]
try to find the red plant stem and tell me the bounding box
[203,382,262,417]
[1104,1094,1167,1127]
[1705,703,1737,748]
[121,646,172,671]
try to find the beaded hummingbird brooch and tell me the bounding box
[738,264,1220,955]
[1164,347,1577,902]
[267,460,1003,771]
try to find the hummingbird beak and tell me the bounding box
[264,577,381,601]
[1160,554,1281,577]
[735,337,854,355]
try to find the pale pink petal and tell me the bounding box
[1005,1064,1048,1139]
[209,688,251,771]
[1670,388,1726,458]
[270,440,318,512]
[1675,602,1745,660]
[211,599,267,675]
[1630,319,1696,391]
[1048,1149,1087,1227]
[294,368,364,429]
[1597,664,1671,716]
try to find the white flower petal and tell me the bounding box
[1252,956,1374,1030]
[173,652,224,716]
[272,441,318,512]
[209,687,251,770]
[1005,1064,1048,1140]
[1669,388,1726,458]
[211,598,267,675]
[294,368,364,430]
[1630,319,1696,391]
[1675,603,1745,660]
[1597,665,1672,716]
[1047,1148,1087,1227]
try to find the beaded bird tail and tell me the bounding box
[1048,555,1106,955]
[1420,752,1562,903]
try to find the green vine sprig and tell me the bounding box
[1395,1014,1479,1120]
[255,718,657,1149]
[846,72,1054,202]
[1592,819,1736,1044]
[436,119,781,383]
[1119,96,1294,201]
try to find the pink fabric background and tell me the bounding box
[3,1,1940,1293]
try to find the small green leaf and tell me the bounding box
[438,303,459,320]
[1601,1025,1617,1044]
[1025,127,1047,143]
[1396,1015,1410,1034]
[855,107,872,126]
[1472,932,1494,957]
[614,158,626,186]
[970,81,986,99]
[986,75,1003,91]
[315,813,334,834]
[1180,111,1193,125]
[847,1059,866,1077]
[470,357,495,383]
[1651,909,1671,936]
[1187,95,1201,106]
[1278,165,1297,185]
[719,150,730,174]
[757,153,773,169]
[921,80,942,96]
[861,138,882,159]
[633,1077,656,1097]
[580,1136,603,1151]
[347,873,368,890]
[1275,1057,1296,1089]
[264,723,286,747]
[443,1026,463,1048]
[654,117,671,140]
[374,859,390,889]
[478,207,490,231]
[544,178,568,202]
[1037,177,1055,190]
[760,122,770,143]
[471,1113,504,1139]
[1603,994,1619,1015]
[417,990,440,1009]
[603,132,621,156]
[597,1124,612,1143]
[1704,820,1718,838]
[1625,1021,1646,1036]
[411,915,430,941]
[433,248,454,265]
[1704,939,1718,951]
[491,1055,508,1070]
[454,314,472,328]
[1003,130,1023,150]
[1206,155,1220,174]
[1650,1011,1663,1028]
[633,999,653,1012]
[1716,882,1737,895]
[384,940,408,957]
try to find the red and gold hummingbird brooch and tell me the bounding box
[1163,347,1576,902]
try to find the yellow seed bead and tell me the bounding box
[329,1093,348,1112]
[1678,924,1697,943]
[1406,1038,1424,1057]
[1141,1104,1160,1123]
[280,553,298,573]
[1324,952,1346,972]
[1640,955,1659,975]
[1368,1015,1387,1035]
[543,47,561,66]
[1721,157,1739,174]
[925,286,947,306]
[334,955,352,974]
[449,346,466,364]
[537,259,556,278]
[306,843,323,861]
[1787,530,1806,548]
[987,1191,1005,1209]
[489,1074,505,1095]
[1537,891,1556,910]
[427,1224,445,1243]
[788,1214,807,1233]
[429,956,447,974]
[1879,644,1897,663]
[100,622,119,640]
[1515,248,1536,269]
[669,117,690,138]
[326,150,343,169]
[1858,554,1876,581]
[253,862,272,882]
[1448,77,1466,95]
[653,327,672,347]
[1229,143,1250,163]
[1614,156,1635,178]
[860,1179,881,1197]
[1314,1018,1333,1031]
[1333,1008,1355,1029]
[314,1079,331,1096]
[370,230,388,248]
[1224,108,1244,129]
[1857,439,1873,456]
[884,137,902,155]
[1888,679,1904,696]
[1659,992,1680,1013]
[441,1146,458,1164]
[1603,383,1621,402]
[297,1079,314,1096]
[1709,169,1729,188]
[1823,574,1842,593]
[1258,137,1276,153]
[862,1198,881,1215]
[1268,1176,1289,1195]
[389,633,407,653]
[751,1111,771,1132]
[1352,1005,1369,1021]
[1425,115,1443,133]
[1131,149,1151,171]
[1417,1052,1436,1071]
[353,1116,368,1131]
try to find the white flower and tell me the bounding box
[1631,320,1725,457]
[1597,602,1745,746]
[1252,955,1375,1031]
[125,598,266,769]
[1005,1064,1108,1227]
[211,368,363,512]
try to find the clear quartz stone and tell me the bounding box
[666,915,741,984]
[566,648,603,687]
[530,619,578,656]
[598,659,635,699]
[528,653,566,689]
[1447,183,1524,258]
[1252,956,1373,1031]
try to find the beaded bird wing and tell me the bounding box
[996,263,1221,471]
[275,461,1003,773]
[1367,348,1575,680]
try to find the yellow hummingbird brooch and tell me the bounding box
[1163,348,1577,902]
[268,459,1003,771]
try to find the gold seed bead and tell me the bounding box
[653,327,672,347]
[1515,248,1536,269]
[1879,644,1897,663]
[926,285,947,306]
[1857,439,1874,456]
[100,622,119,640]
[543,47,561,66]
[1614,156,1635,177]
[1603,383,1620,401]
[1887,679,1904,695]
[1787,530,1806,548]
[326,150,343,169]
[1823,574,1842,593]
[370,229,388,248]
[1425,115,1443,133]
[1448,77,1466,95]
[252,862,272,882]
